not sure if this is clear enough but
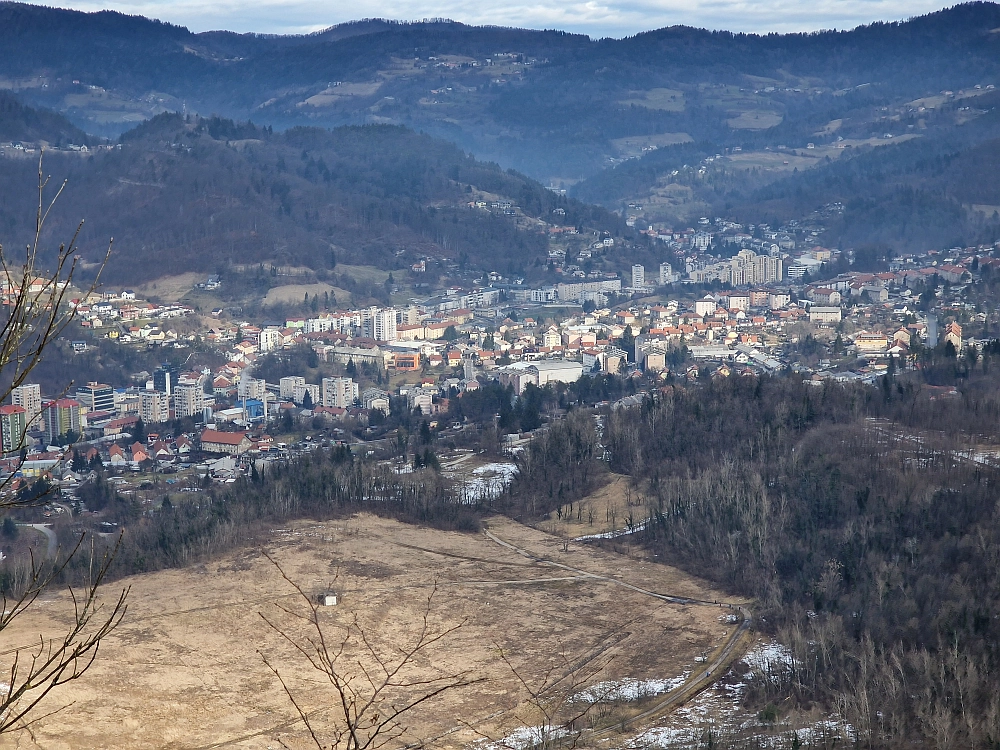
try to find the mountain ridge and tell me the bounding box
[3,2,1000,181]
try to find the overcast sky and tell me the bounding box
[29,0,950,37]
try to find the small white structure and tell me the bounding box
[318,592,339,606]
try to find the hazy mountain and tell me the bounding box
[4,2,1000,183]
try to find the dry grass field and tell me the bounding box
[262,282,348,306]
[611,133,694,159]
[0,515,739,750]
[618,88,686,112]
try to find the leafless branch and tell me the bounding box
[259,551,482,749]
[0,153,126,737]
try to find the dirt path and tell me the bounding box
[482,525,753,740]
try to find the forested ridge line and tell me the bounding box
[505,371,1000,747]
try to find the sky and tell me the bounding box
[26,0,951,37]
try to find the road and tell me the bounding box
[24,523,57,559]
[483,527,753,742]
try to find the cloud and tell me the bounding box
[27,0,950,37]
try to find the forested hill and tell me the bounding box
[0,110,620,285]
[0,91,95,145]
[4,2,1000,180]
[571,87,1000,252]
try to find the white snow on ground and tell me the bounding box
[625,725,701,748]
[742,641,797,676]
[474,725,568,750]
[615,642,852,750]
[572,520,648,542]
[459,462,518,503]
[573,674,689,704]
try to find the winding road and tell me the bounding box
[482,526,753,742]
[23,523,57,560]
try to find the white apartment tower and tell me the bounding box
[258,328,281,352]
[173,384,205,418]
[659,262,674,286]
[372,308,397,342]
[729,249,783,286]
[11,383,42,430]
[631,264,645,288]
[238,371,267,400]
[322,377,359,408]
[279,376,306,400]
[140,390,170,425]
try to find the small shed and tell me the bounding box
[318,592,338,607]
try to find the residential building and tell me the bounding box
[0,405,27,456]
[259,328,281,352]
[174,384,205,419]
[945,322,963,350]
[293,383,320,406]
[695,296,717,317]
[322,377,359,408]
[729,249,782,286]
[769,292,791,310]
[140,390,170,424]
[809,307,843,324]
[43,398,81,444]
[855,331,889,353]
[364,308,397,342]
[200,429,253,455]
[809,288,842,306]
[11,383,42,430]
[659,262,676,286]
[631,264,645,288]
[238,373,267,401]
[279,376,306,400]
[728,293,751,312]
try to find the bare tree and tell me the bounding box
[259,553,481,750]
[0,536,127,734]
[0,154,126,736]
[482,646,615,750]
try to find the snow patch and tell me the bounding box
[572,520,648,542]
[742,641,797,677]
[573,674,689,704]
[474,725,568,750]
[459,462,518,503]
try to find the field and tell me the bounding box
[262,282,347,306]
[618,88,685,111]
[726,110,783,130]
[302,82,383,107]
[137,272,203,303]
[611,133,693,159]
[0,515,740,750]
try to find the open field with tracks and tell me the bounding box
[0,515,742,749]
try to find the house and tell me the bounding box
[103,415,139,438]
[200,429,253,456]
[175,435,193,455]
[108,443,126,467]
[130,442,150,463]
[945,322,963,350]
[151,440,174,462]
